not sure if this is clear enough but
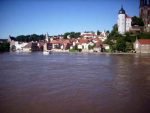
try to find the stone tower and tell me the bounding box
[140,0,150,32]
[118,6,126,34]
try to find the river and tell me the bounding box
[0,52,150,113]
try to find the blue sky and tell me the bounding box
[0,0,139,38]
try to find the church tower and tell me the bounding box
[140,0,150,32]
[118,6,126,34]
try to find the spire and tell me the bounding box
[121,5,123,9]
[45,32,49,42]
[118,5,126,14]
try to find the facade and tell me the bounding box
[140,0,150,32]
[8,36,29,51]
[81,32,96,38]
[22,42,32,52]
[97,31,109,42]
[134,39,150,53]
[118,6,132,34]
[126,16,132,31]
[77,39,89,51]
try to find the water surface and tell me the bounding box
[0,52,150,113]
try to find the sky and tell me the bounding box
[0,0,139,38]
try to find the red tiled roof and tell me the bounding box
[63,39,70,44]
[50,39,71,45]
[78,39,89,44]
[138,39,150,44]
[51,40,62,44]
[126,15,132,18]
[93,38,102,43]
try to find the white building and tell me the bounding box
[97,31,109,42]
[126,16,132,32]
[118,6,132,34]
[81,32,96,38]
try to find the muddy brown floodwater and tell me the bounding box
[0,52,150,113]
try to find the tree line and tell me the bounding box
[0,40,10,52]
[14,34,46,42]
[104,24,150,52]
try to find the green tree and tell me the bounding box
[63,32,81,39]
[97,30,101,35]
[63,32,70,39]
[15,34,45,42]
[116,38,126,52]
[0,42,10,52]
[131,16,144,26]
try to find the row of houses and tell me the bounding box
[8,31,109,52]
[7,32,150,53]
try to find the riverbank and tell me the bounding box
[51,49,150,55]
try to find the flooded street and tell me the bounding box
[0,52,150,113]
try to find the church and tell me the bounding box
[117,6,132,34]
[140,0,150,32]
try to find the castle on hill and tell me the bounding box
[117,6,132,34]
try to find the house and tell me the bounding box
[103,44,110,51]
[62,39,71,50]
[81,32,96,38]
[50,39,71,50]
[93,38,103,52]
[22,42,32,52]
[97,31,109,42]
[77,39,90,51]
[50,39,62,49]
[134,39,150,53]
[8,36,28,51]
[8,36,16,51]
[38,41,45,51]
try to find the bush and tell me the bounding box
[0,43,10,52]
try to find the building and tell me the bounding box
[117,6,132,34]
[8,36,28,51]
[140,0,150,32]
[97,31,109,42]
[81,32,96,38]
[134,39,150,53]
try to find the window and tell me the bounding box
[148,10,150,15]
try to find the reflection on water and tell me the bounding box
[0,52,150,113]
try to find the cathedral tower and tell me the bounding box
[140,0,150,32]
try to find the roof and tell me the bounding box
[9,36,16,41]
[126,15,132,19]
[50,40,62,44]
[118,6,126,14]
[63,39,70,44]
[23,42,32,48]
[93,38,102,42]
[78,39,89,44]
[138,39,150,44]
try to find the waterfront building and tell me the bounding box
[140,0,150,32]
[117,6,132,34]
[8,36,28,51]
[77,39,89,51]
[134,39,150,53]
[22,42,32,52]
